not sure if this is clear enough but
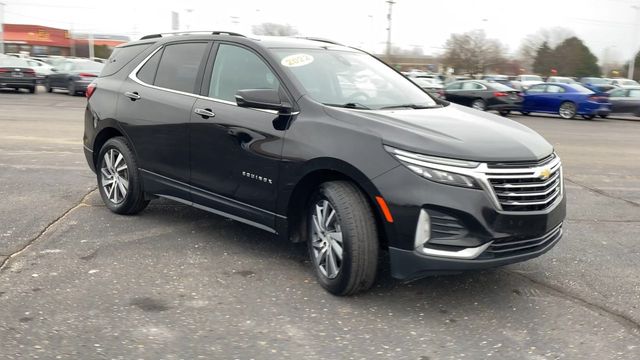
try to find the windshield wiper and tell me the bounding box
[379,104,441,110]
[325,102,371,110]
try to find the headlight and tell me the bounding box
[385,146,480,189]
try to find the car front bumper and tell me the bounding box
[372,163,566,280]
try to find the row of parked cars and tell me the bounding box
[404,71,639,119]
[0,53,104,95]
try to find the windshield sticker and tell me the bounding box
[281,54,314,67]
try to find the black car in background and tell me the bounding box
[607,86,640,117]
[0,57,38,93]
[45,60,104,96]
[83,32,565,295]
[442,80,522,116]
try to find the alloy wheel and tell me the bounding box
[310,199,344,279]
[100,149,129,204]
[559,103,576,119]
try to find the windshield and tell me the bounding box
[71,61,104,71]
[272,49,437,109]
[567,84,595,94]
[490,82,517,91]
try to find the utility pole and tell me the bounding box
[385,0,395,60]
[88,32,94,60]
[629,4,640,80]
[0,2,6,54]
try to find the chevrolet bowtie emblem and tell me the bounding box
[539,168,551,180]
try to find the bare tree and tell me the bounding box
[442,30,507,75]
[252,23,299,36]
[518,27,575,70]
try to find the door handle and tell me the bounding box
[124,91,141,101]
[194,108,215,119]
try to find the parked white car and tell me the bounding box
[610,78,640,88]
[511,75,544,90]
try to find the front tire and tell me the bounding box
[499,110,510,116]
[307,181,379,296]
[45,80,52,93]
[97,137,149,215]
[558,102,576,119]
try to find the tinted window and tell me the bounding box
[547,85,565,93]
[137,49,162,84]
[209,44,280,101]
[101,43,152,77]
[155,42,207,94]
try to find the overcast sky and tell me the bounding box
[2,0,639,63]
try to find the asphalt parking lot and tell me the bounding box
[1,88,639,359]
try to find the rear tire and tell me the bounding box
[45,80,52,93]
[67,82,76,96]
[520,111,530,115]
[471,99,486,111]
[97,137,149,215]
[599,114,608,119]
[582,114,595,120]
[28,86,36,94]
[499,110,510,116]
[307,181,379,296]
[558,102,576,119]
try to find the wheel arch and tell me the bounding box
[92,126,125,168]
[278,158,392,250]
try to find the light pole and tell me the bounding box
[385,0,395,59]
[0,2,5,54]
[628,4,640,80]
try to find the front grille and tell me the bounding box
[485,157,562,212]
[482,224,563,258]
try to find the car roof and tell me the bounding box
[116,32,357,52]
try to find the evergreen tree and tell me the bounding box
[552,37,600,77]
[532,42,553,75]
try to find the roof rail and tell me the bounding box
[140,31,246,40]
[294,37,343,46]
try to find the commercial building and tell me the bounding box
[1,24,128,57]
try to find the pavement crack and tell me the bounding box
[566,177,640,208]
[503,269,640,336]
[0,187,97,272]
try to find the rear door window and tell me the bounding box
[547,85,565,93]
[154,42,208,94]
[628,89,640,98]
[527,84,547,93]
[462,82,484,90]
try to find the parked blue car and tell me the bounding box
[521,83,611,119]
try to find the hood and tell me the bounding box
[324,103,553,162]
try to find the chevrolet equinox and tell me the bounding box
[83,32,566,295]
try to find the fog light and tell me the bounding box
[414,209,431,249]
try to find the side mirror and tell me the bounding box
[235,89,288,112]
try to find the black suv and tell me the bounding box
[83,32,566,295]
